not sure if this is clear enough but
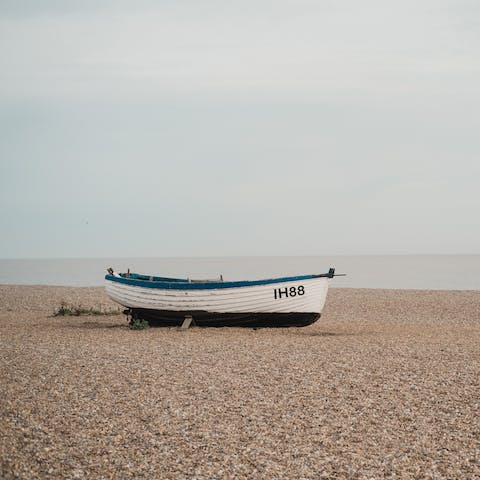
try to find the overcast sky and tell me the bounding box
[0,0,479,258]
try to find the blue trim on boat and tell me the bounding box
[105,273,330,290]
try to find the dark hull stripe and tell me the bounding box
[128,308,320,328]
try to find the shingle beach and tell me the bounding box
[1,285,479,479]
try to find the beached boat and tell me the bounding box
[105,268,338,327]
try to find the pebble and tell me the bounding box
[0,285,479,479]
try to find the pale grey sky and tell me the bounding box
[1,0,479,258]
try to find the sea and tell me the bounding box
[0,255,479,290]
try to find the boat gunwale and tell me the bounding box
[105,272,333,290]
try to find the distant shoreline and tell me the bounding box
[1,255,479,290]
[1,284,479,293]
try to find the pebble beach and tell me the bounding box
[1,285,479,479]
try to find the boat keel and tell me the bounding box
[126,308,320,328]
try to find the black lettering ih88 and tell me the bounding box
[274,285,305,299]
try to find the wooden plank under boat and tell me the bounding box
[105,268,338,327]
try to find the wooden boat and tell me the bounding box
[105,268,338,327]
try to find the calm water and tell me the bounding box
[0,256,479,290]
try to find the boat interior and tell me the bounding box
[108,268,224,283]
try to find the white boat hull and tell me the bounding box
[105,274,332,327]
